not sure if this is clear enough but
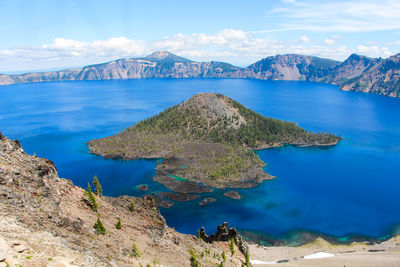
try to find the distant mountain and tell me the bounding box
[1,51,399,97]
[142,50,193,63]
[316,54,380,84]
[241,54,340,80]
[76,52,242,80]
[338,54,400,97]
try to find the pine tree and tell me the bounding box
[84,183,98,212]
[245,248,250,266]
[197,229,201,240]
[230,237,236,255]
[131,242,141,258]
[92,175,102,197]
[93,214,106,234]
[189,250,199,267]
[129,200,135,212]
[115,218,122,230]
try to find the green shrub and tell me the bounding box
[129,200,135,212]
[189,249,199,267]
[230,237,236,255]
[245,248,250,266]
[115,218,122,229]
[132,242,141,258]
[93,214,106,234]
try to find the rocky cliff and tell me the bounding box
[339,53,400,97]
[0,132,246,266]
[1,51,241,85]
[241,54,339,80]
[1,51,399,97]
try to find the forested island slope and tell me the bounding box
[88,93,340,192]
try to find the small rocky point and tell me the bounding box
[200,222,248,254]
[199,197,217,206]
[223,190,242,200]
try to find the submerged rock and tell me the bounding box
[199,197,217,206]
[137,184,149,191]
[223,190,242,200]
[154,173,213,194]
[159,200,174,208]
[159,192,200,202]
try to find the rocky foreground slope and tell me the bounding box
[1,133,399,266]
[88,93,339,196]
[1,51,399,97]
[0,132,248,266]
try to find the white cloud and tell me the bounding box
[268,0,400,32]
[0,28,395,72]
[300,35,310,43]
[324,38,335,45]
[357,45,392,57]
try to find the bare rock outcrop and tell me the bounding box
[200,222,248,255]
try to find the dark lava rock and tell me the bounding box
[159,192,200,202]
[199,197,217,206]
[225,181,258,188]
[159,200,174,208]
[200,222,247,254]
[223,190,242,200]
[103,154,122,159]
[137,184,148,191]
[154,172,213,193]
[142,194,162,208]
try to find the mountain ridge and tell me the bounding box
[1,51,399,97]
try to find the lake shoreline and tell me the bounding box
[248,235,400,266]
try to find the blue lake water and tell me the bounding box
[1,78,399,243]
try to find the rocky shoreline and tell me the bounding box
[248,235,400,266]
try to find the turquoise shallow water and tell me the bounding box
[0,78,399,243]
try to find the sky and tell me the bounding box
[0,0,400,73]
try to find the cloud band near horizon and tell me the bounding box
[0,28,396,73]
